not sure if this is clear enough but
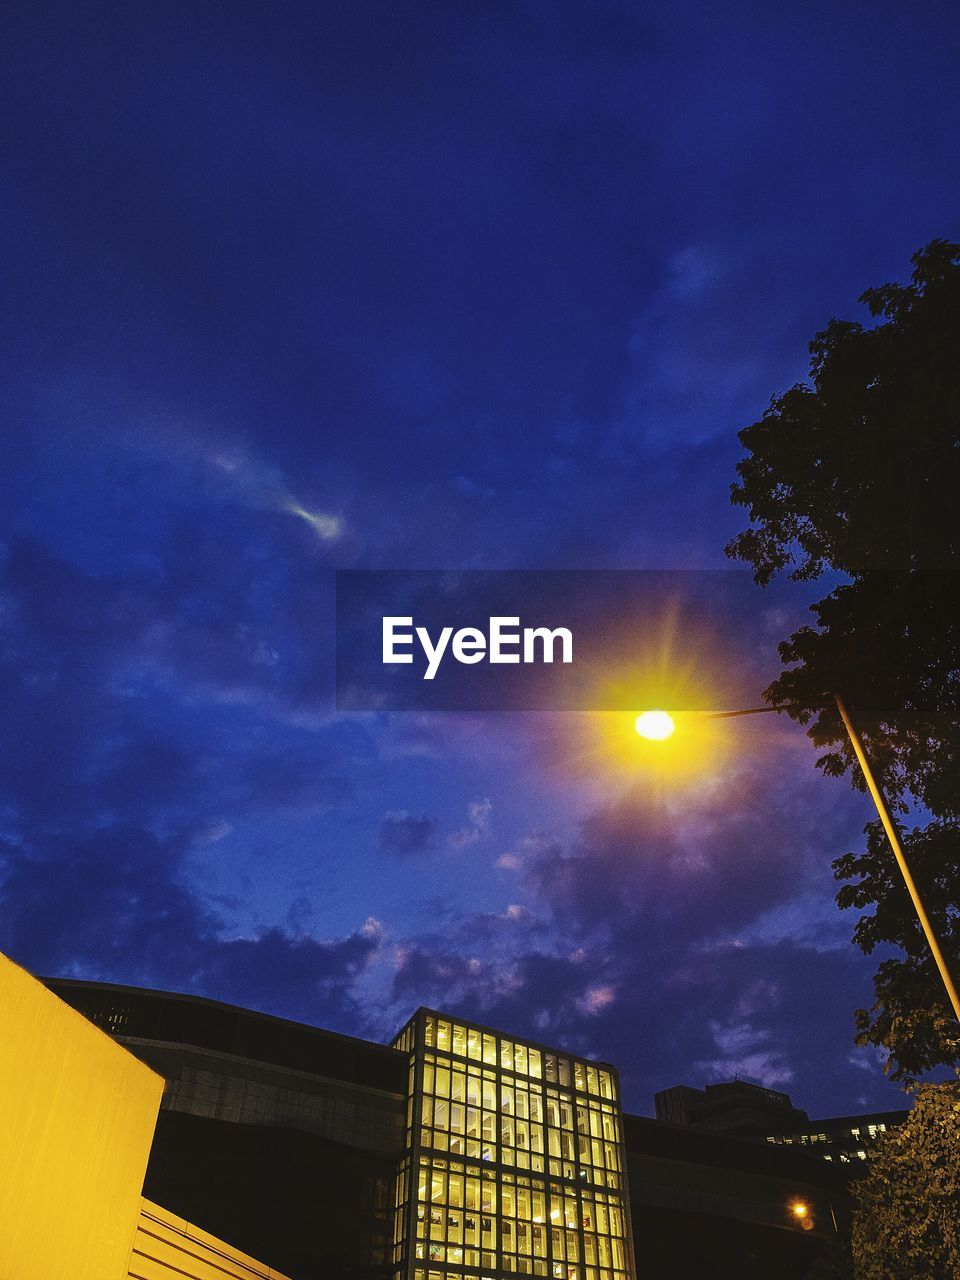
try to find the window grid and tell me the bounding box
[391,1010,635,1280]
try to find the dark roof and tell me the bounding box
[623,1114,845,1187]
[804,1110,909,1129]
[44,977,408,1095]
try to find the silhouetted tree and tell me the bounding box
[834,821,960,1080]
[727,241,960,1079]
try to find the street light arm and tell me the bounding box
[699,706,780,720]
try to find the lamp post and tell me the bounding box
[636,694,960,1027]
[832,694,960,1026]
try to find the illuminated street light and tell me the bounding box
[634,694,960,1028]
[790,1200,814,1231]
[634,710,676,740]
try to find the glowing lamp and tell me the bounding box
[634,710,676,740]
[791,1200,814,1228]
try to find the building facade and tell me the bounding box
[390,1009,636,1280]
[44,977,848,1280]
[0,951,292,1280]
[761,1111,907,1164]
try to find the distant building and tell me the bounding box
[761,1111,907,1164]
[655,1080,810,1136]
[45,977,845,1280]
[624,1115,845,1279]
[655,1078,908,1165]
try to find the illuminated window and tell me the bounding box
[392,1010,635,1279]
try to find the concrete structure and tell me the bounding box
[0,953,162,1280]
[0,952,290,1280]
[131,1200,289,1280]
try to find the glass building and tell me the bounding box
[43,979,847,1280]
[390,1008,637,1280]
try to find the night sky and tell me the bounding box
[2,1,959,1119]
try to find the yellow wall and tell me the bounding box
[0,952,164,1280]
[130,1200,291,1280]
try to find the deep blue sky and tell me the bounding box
[2,0,958,1118]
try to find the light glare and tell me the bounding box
[634,710,676,740]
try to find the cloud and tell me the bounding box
[503,904,531,924]
[380,811,436,855]
[578,984,617,1015]
[0,532,383,1030]
[196,819,234,845]
[0,823,383,1032]
[375,757,910,1119]
[448,797,493,849]
[279,497,343,542]
[496,833,562,872]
